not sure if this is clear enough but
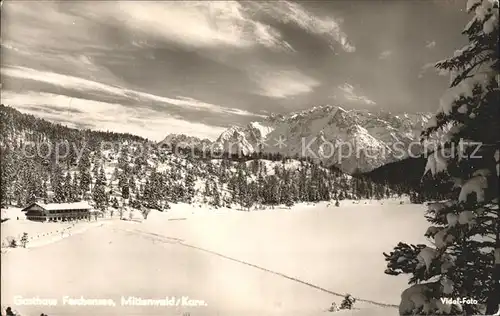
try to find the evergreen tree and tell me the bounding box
[143,169,163,210]
[0,145,15,206]
[92,162,100,180]
[52,165,66,202]
[112,197,119,209]
[92,166,108,211]
[211,181,221,208]
[298,164,309,201]
[384,2,499,314]
[236,164,248,207]
[128,176,136,194]
[71,173,80,201]
[118,145,130,173]
[281,170,295,208]
[283,187,295,208]
[65,171,73,201]
[41,180,48,202]
[122,180,130,200]
[97,166,107,186]
[78,149,92,194]
[142,179,152,205]
[25,165,43,204]
[203,180,211,203]
[117,171,127,191]
[241,181,257,211]
[184,171,196,203]
[228,173,238,204]
[92,183,107,211]
[250,159,260,174]
[112,167,120,181]
[266,175,281,207]
[79,170,92,196]
[256,172,266,209]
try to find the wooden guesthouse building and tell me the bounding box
[21,202,93,222]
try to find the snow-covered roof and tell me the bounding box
[23,201,92,211]
[43,202,92,210]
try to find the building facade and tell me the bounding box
[21,202,92,222]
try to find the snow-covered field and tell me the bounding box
[1,200,428,316]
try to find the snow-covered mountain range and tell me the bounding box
[211,105,433,173]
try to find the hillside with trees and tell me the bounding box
[0,105,399,213]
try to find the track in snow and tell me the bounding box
[113,226,398,309]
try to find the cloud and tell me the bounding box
[1,65,261,118]
[1,1,112,53]
[84,1,355,53]
[0,1,296,58]
[253,1,355,52]
[379,50,393,60]
[1,40,127,86]
[2,1,354,55]
[94,1,354,53]
[107,1,295,51]
[250,68,320,99]
[337,83,376,105]
[425,41,436,49]
[0,40,26,54]
[74,1,294,52]
[1,66,129,97]
[1,91,227,141]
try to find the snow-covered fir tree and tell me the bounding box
[184,170,196,204]
[92,165,108,211]
[121,180,130,200]
[384,1,499,314]
[211,181,221,208]
[52,164,65,203]
[78,156,92,197]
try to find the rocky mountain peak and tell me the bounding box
[210,105,433,173]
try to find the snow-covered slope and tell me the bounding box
[213,105,433,173]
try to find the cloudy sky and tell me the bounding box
[1,0,469,141]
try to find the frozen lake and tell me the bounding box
[1,201,428,316]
